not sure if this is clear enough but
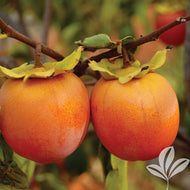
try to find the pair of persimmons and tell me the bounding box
[0,70,179,164]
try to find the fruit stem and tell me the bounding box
[35,43,44,68]
[122,47,135,68]
[122,47,130,68]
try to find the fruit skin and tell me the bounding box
[90,73,179,161]
[0,72,90,163]
[155,11,186,46]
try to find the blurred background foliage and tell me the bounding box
[0,0,189,190]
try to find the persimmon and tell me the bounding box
[155,11,186,46]
[0,72,90,163]
[90,73,179,161]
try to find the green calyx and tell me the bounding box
[89,48,169,84]
[0,47,83,82]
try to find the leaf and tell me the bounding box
[75,34,116,50]
[89,48,169,84]
[50,46,83,70]
[135,48,168,78]
[145,48,168,71]
[121,36,137,54]
[0,134,30,189]
[168,158,190,179]
[0,34,8,40]
[0,47,83,81]
[0,161,30,189]
[146,164,168,181]
[14,153,36,181]
[89,58,141,83]
[158,146,175,174]
[121,36,136,46]
[115,66,141,84]
[0,133,13,164]
[89,58,123,80]
[105,154,128,190]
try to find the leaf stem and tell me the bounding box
[122,47,130,68]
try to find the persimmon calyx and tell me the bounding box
[89,48,169,84]
[0,46,83,81]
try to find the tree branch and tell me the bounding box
[0,18,64,61]
[74,15,190,75]
[0,15,190,69]
[88,15,190,62]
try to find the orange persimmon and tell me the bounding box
[90,73,179,161]
[0,72,90,163]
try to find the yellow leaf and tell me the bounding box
[0,65,25,79]
[46,46,83,70]
[0,47,83,81]
[0,34,8,40]
[135,64,151,78]
[89,59,141,83]
[145,49,168,70]
[115,66,141,84]
[131,60,141,67]
[89,60,116,78]
[88,48,169,84]
[23,67,56,82]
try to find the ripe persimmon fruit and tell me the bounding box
[0,72,90,163]
[155,11,186,46]
[90,73,179,161]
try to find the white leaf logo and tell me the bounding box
[159,146,175,174]
[146,146,190,190]
[146,164,168,181]
[168,158,190,178]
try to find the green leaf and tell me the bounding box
[0,47,83,81]
[121,36,136,46]
[121,36,137,54]
[0,133,13,164]
[0,161,30,189]
[13,153,35,181]
[0,134,30,189]
[105,154,128,190]
[75,34,116,50]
